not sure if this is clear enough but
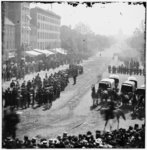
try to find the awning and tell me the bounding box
[22,26,31,30]
[34,49,55,56]
[25,50,43,57]
[26,15,32,20]
[8,52,15,58]
[52,48,67,55]
[26,26,31,30]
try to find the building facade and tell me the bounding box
[30,7,61,50]
[3,17,16,59]
[6,2,31,50]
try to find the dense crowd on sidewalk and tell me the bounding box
[2,123,145,148]
[2,52,87,81]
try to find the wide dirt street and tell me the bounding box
[16,46,145,140]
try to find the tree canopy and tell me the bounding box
[60,24,116,55]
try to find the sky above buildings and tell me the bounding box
[30,2,145,36]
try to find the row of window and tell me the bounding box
[4,27,15,36]
[22,4,30,11]
[37,41,60,50]
[37,32,60,39]
[5,40,15,50]
[22,15,30,23]
[21,38,29,45]
[37,14,60,24]
[37,22,60,31]
[21,28,30,34]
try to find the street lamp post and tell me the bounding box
[83,39,85,56]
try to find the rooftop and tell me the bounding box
[4,17,15,26]
[31,7,61,19]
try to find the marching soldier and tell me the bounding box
[139,68,142,75]
[112,66,116,74]
[143,68,145,76]
[72,67,78,85]
[12,87,18,108]
[108,65,111,73]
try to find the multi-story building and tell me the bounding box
[3,17,16,59]
[30,7,61,50]
[6,2,31,50]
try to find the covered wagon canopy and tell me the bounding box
[109,74,119,80]
[33,49,55,57]
[128,76,137,82]
[25,50,43,57]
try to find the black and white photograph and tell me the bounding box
[1,1,146,148]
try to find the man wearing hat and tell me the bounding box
[95,130,101,139]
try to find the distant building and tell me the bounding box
[30,7,61,50]
[3,17,16,59]
[6,2,31,50]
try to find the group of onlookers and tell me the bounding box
[2,123,145,148]
[2,52,86,81]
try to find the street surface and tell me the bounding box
[8,47,144,140]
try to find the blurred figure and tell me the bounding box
[3,107,20,139]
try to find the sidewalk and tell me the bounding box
[2,64,69,90]
[2,58,89,90]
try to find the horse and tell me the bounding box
[98,107,126,132]
[120,92,133,106]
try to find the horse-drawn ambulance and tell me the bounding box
[98,78,115,91]
[109,74,119,91]
[98,78,115,102]
[128,76,137,89]
[121,80,136,94]
[120,80,136,105]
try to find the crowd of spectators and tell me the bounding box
[2,52,87,81]
[2,123,145,148]
[3,64,83,110]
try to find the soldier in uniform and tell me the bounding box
[26,89,31,108]
[49,87,54,106]
[30,87,35,107]
[114,66,117,74]
[134,67,137,75]
[130,68,133,75]
[73,67,78,85]
[12,87,18,108]
[143,68,145,76]
[136,68,139,75]
[139,68,142,75]
[37,87,42,106]
[16,89,21,109]
[4,88,10,107]
[108,65,111,73]
[126,67,129,74]
[56,83,61,98]
[27,80,32,91]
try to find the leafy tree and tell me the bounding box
[126,20,145,66]
[60,23,116,55]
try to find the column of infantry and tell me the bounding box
[3,64,83,110]
[108,59,145,76]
